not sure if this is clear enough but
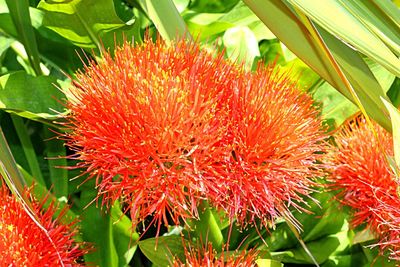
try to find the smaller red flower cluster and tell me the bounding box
[172,242,258,267]
[66,38,326,234]
[328,116,400,260]
[0,184,86,266]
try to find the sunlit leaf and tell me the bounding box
[223,26,260,68]
[5,0,41,75]
[287,0,400,76]
[37,0,134,49]
[0,71,66,121]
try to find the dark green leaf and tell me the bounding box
[80,190,119,267]
[139,236,186,266]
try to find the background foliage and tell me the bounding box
[0,0,399,266]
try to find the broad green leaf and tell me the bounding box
[382,98,400,171]
[259,192,347,252]
[243,0,392,131]
[371,0,400,29]
[139,236,186,266]
[0,4,73,45]
[317,26,391,130]
[18,165,77,223]
[314,82,359,128]
[281,58,321,90]
[223,26,260,68]
[321,252,367,267]
[0,71,66,121]
[5,0,42,75]
[256,259,284,267]
[138,0,191,42]
[366,58,396,93]
[111,202,139,267]
[173,0,190,13]
[344,0,400,56]
[37,0,132,49]
[190,201,224,251]
[272,231,350,265]
[186,2,273,41]
[80,191,119,267]
[287,0,400,77]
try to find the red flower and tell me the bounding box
[206,67,327,228]
[173,242,258,267]
[66,39,238,234]
[0,184,86,266]
[328,116,400,259]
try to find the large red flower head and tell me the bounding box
[66,38,238,233]
[0,184,85,266]
[207,67,327,228]
[172,242,258,267]
[328,116,400,259]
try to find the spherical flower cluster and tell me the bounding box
[172,243,258,267]
[66,39,239,233]
[66,38,326,233]
[328,116,400,259]
[0,184,86,266]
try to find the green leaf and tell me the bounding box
[223,26,260,68]
[0,35,13,59]
[186,2,272,41]
[43,127,68,199]
[321,252,367,267]
[138,0,191,42]
[287,0,400,77]
[37,0,133,49]
[382,98,400,171]
[256,259,284,267]
[372,0,400,28]
[139,236,186,266]
[272,231,350,265]
[18,164,77,223]
[0,71,66,121]
[188,0,240,13]
[344,0,400,57]
[80,191,119,267]
[5,0,42,75]
[243,0,392,131]
[387,78,400,107]
[366,58,396,94]
[111,202,139,267]
[10,114,45,186]
[190,201,224,251]
[314,82,359,128]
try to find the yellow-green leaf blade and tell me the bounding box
[287,0,400,77]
